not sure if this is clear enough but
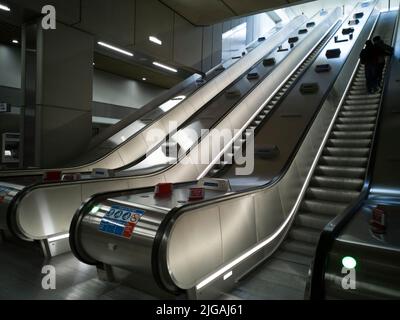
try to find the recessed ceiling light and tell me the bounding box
[142,77,147,81]
[0,4,11,11]
[97,41,133,57]
[149,36,162,45]
[12,39,19,44]
[153,61,178,73]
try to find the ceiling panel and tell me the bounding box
[160,0,314,26]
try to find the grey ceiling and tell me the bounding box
[160,0,314,26]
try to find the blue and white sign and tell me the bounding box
[98,205,145,239]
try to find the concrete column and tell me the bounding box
[21,20,94,168]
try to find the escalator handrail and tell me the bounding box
[308,8,400,300]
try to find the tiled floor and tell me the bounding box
[0,241,156,300]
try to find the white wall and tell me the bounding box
[93,69,166,110]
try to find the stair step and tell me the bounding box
[262,257,310,278]
[273,250,313,266]
[345,99,380,105]
[323,147,370,157]
[339,110,378,117]
[315,165,366,179]
[334,123,375,131]
[337,117,376,124]
[301,199,348,216]
[330,131,373,139]
[327,139,371,148]
[289,227,320,245]
[281,240,315,257]
[295,212,333,230]
[347,94,380,99]
[342,105,378,112]
[320,156,368,167]
[306,187,360,203]
[311,176,364,190]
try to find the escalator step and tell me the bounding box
[252,258,309,289]
[289,226,321,245]
[274,250,313,266]
[342,105,378,111]
[295,212,333,230]
[320,156,368,166]
[337,116,376,124]
[311,176,364,190]
[327,139,371,148]
[339,110,377,117]
[301,199,348,216]
[306,187,359,203]
[323,147,370,157]
[281,240,315,257]
[330,131,373,139]
[345,99,380,105]
[232,277,304,300]
[348,92,380,98]
[315,165,366,179]
[333,123,374,132]
[262,257,310,277]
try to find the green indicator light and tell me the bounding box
[91,206,100,214]
[342,256,357,269]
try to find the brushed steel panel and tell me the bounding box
[167,206,223,289]
[17,185,82,239]
[219,196,257,262]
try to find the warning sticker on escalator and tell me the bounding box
[98,205,145,239]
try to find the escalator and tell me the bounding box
[0,9,342,253]
[68,2,386,300]
[231,62,384,299]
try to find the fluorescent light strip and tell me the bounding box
[153,61,178,73]
[12,40,18,44]
[98,42,133,57]
[0,4,10,11]
[196,52,361,292]
[149,36,162,45]
[48,233,70,242]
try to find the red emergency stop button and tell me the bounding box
[370,206,387,234]
[43,171,62,182]
[189,188,205,201]
[155,183,173,198]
